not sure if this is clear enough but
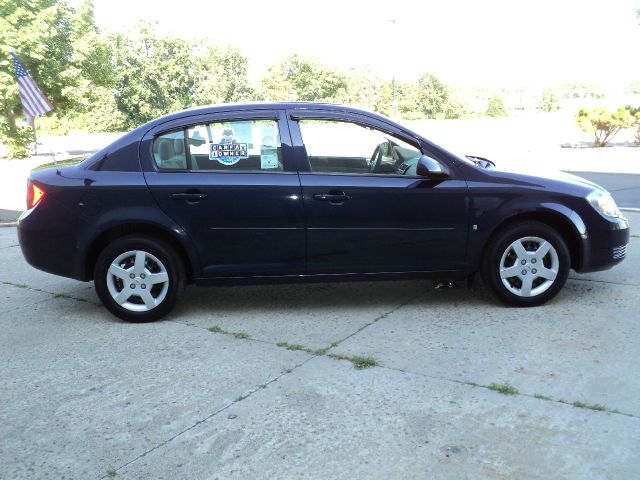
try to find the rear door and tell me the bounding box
[141,110,306,278]
[288,109,469,274]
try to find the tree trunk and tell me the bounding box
[5,108,16,134]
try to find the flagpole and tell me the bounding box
[30,116,37,156]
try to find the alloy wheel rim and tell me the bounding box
[499,236,559,297]
[106,250,169,312]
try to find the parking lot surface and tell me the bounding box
[0,215,638,479]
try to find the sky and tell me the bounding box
[92,0,640,89]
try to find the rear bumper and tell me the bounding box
[17,205,89,282]
[576,216,630,273]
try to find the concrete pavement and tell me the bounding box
[0,214,638,479]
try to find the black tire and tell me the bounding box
[481,221,570,307]
[94,235,185,322]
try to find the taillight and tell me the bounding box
[26,180,45,209]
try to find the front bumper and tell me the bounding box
[576,215,630,273]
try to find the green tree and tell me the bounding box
[342,69,392,115]
[195,44,255,104]
[486,95,508,117]
[413,73,465,119]
[539,88,560,112]
[0,0,111,156]
[261,55,349,103]
[109,24,198,129]
[575,107,635,147]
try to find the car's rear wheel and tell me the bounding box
[482,222,570,306]
[94,235,185,322]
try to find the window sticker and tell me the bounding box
[209,127,249,165]
[260,153,279,169]
[209,142,249,165]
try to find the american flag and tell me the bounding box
[10,48,53,119]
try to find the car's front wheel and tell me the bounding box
[482,222,570,306]
[94,235,185,322]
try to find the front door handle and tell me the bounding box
[170,192,208,203]
[313,191,352,204]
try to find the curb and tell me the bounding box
[0,222,18,228]
[621,208,640,213]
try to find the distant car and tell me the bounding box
[18,103,629,321]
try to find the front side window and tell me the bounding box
[152,119,283,172]
[298,119,421,175]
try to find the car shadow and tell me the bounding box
[172,278,493,316]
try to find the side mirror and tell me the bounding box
[416,155,450,179]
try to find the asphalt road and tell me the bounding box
[568,171,640,209]
[0,214,639,479]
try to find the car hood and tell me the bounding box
[475,159,605,194]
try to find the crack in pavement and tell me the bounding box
[331,293,424,348]
[568,276,639,287]
[107,296,423,477]
[0,279,101,306]
[377,364,640,420]
[99,339,315,479]
[0,293,58,317]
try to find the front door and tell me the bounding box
[289,113,469,274]
[141,111,306,278]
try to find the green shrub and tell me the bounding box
[486,95,508,117]
[0,120,33,159]
[576,107,635,147]
[626,106,640,145]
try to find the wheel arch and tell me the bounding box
[85,222,197,282]
[481,209,584,271]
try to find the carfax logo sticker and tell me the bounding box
[209,143,249,165]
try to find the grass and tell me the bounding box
[106,468,117,478]
[328,353,351,361]
[488,381,519,395]
[233,331,250,339]
[235,394,247,402]
[534,393,552,400]
[207,325,226,334]
[464,381,480,387]
[0,280,29,289]
[277,341,307,351]
[572,400,606,411]
[350,356,379,369]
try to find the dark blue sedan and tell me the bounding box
[17,103,630,321]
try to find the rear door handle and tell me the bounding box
[170,192,208,202]
[313,191,351,204]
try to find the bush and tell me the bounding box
[575,107,635,147]
[540,88,560,112]
[0,120,33,159]
[627,106,640,145]
[486,95,507,117]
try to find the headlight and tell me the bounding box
[586,190,622,219]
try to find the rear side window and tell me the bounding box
[153,130,187,170]
[152,119,283,172]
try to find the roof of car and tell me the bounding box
[148,101,379,125]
